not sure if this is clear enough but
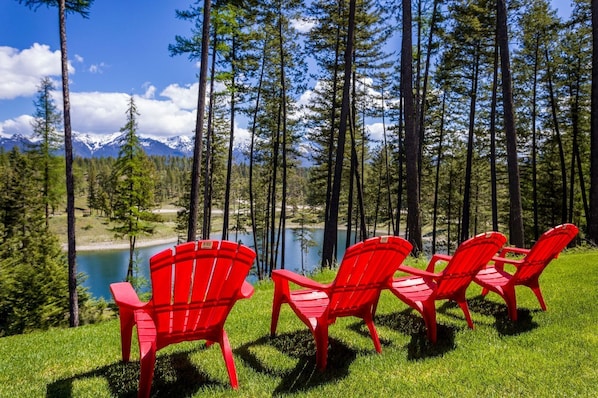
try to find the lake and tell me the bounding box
[78,228,352,300]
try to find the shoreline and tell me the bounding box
[64,223,331,252]
[64,237,179,252]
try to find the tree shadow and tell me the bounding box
[375,310,457,360]
[467,296,538,336]
[235,330,358,394]
[46,348,225,398]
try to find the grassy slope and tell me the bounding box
[48,209,181,247]
[0,250,597,397]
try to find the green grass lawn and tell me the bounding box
[1,249,597,397]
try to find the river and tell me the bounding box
[78,228,352,300]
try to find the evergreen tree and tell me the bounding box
[111,96,156,283]
[0,149,78,336]
[29,77,64,225]
[18,0,94,328]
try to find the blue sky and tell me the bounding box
[1,0,206,140]
[0,0,573,141]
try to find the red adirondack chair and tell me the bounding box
[110,240,256,398]
[473,223,578,321]
[270,235,413,370]
[387,231,507,343]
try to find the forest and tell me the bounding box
[1,0,597,335]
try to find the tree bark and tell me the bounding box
[490,40,499,232]
[322,0,356,268]
[590,0,598,243]
[461,45,480,243]
[545,47,568,224]
[497,0,524,247]
[188,0,211,242]
[57,0,78,328]
[432,91,446,253]
[403,0,423,254]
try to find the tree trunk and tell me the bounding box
[497,0,524,247]
[59,0,78,328]
[589,0,598,244]
[531,34,540,241]
[403,0,423,254]
[323,2,343,261]
[545,47,567,224]
[322,0,356,268]
[249,41,267,279]
[490,39,499,232]
[417,0,439,188]
[188,0,211,242]
[222,35,236,241]
[205,32,218,240]
[461,45,480,243]
[278,7,288,270]
[380,88,395,234]
[395,98,404,237]
[127,235,135,282]
[432,91,446,253]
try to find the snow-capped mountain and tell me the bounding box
[0,132,195,158]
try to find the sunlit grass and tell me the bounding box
[1,249,596,397]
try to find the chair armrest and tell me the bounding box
[426,253,452,272]
[489,256,524,267]
[238,280,255,299]
[497,246,530,257]
[272,269,331,291]
[395,264,440,279]
[110,282,145,310]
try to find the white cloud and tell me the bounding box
[88,62,107,74]
[0,114,35,137]
[68,91,130,134]
[141,82,156,99]
[233,122,250,146]
[291,17,315,33]
[133,95,196,138]
[365,122,385,143]
[0,42,267,143]
[160,82,199,109]
[0,43,74,100]
[51,90,194,138]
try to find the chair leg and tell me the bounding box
[452,289,474,329]
[422,303,437,343]
[218,330,239,389]
[481,287,489,297]
[118,308,135,362]
[314,322,329,370]
[138,341,156,398]
[363,310,382,353]
[528,281,547,311]
[503,287,518,321]
[457,299,475,329]
[270,295,283,337]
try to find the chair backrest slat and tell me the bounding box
[329,236,413,316]
[148,240,256,339]
[512,223,578,283]
[435,232,507,299]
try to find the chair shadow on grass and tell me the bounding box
[374,309,457,360]
[466,296,539,336]
[46,347,227,398]
[235,330,357,394]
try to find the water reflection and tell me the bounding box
[78,229,351,300]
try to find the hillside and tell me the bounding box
[0,250,596,397]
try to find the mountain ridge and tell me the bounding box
[1,132,199,158]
